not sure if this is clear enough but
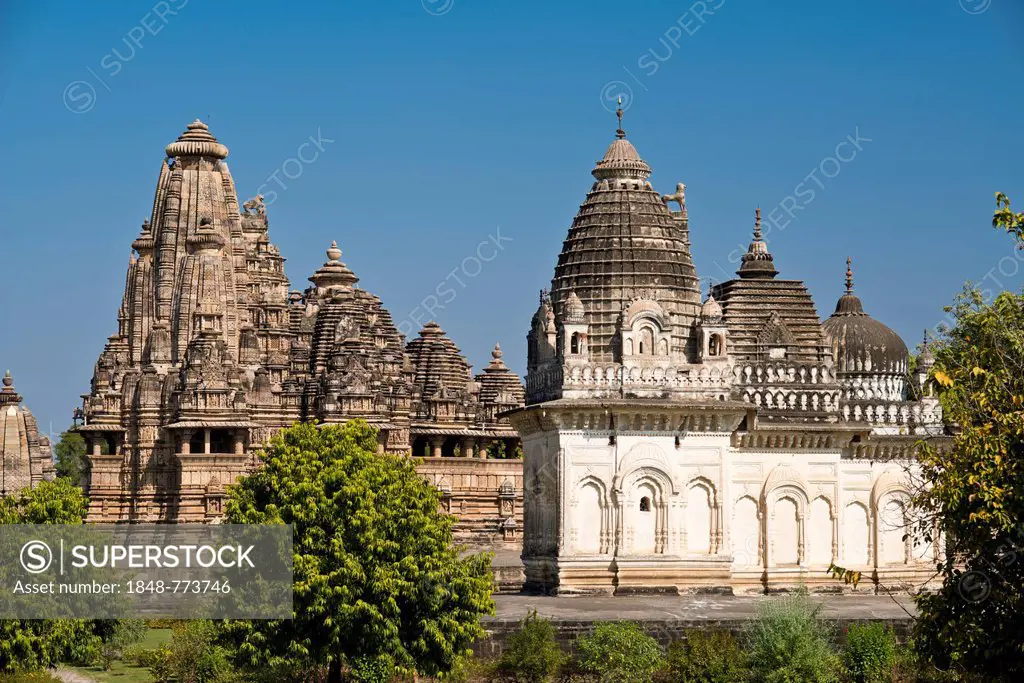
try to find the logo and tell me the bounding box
[20,540,53,574]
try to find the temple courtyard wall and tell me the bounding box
[475,593,915,657]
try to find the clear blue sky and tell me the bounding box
[1,0,1022,437]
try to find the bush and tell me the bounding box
[844,623,896,683]
[140,621,234,683]
[93,619,148,670]
[664,629,747,683]
[576,621,665,683]
[497,610,567,682]
[746,590,841,683]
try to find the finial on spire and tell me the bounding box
[2,370,12,388]
[753,207,763,240]
[615,96,625,139]
[326,240,342,263]
[845,257,854,294]
[492,343,503,359]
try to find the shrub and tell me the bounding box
[843,623,896,683]
[93,619,148,670]
[664,629,747,683]
[141,621,234,683]
[746,590,841,683]
[497,610,567,682]
[576,621,665,683]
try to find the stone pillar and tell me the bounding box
[203,429,212,455]
[463,438,476,459]
[91,438,102,457]
[478,439,491,459]
[430,437,443,458]
[180,431,192,455]
[233,432,245,456]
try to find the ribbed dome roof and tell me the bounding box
[549,111,700,362]
[165,120,229,159]
[822,259,909,376]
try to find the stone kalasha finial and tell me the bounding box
[309,240,358,289]
[616,96,626,139]
[2,370,12,389]
[845,256,854,294]
[492,343,503,360]
[738,206,777,279]
[661,182,686,213]
[327,240,342,263]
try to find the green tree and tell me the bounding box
[912,193,1024,679]
[0,478,88,524]
[53,427,89,484]
[222,421,494,683]
[0,479,96,672]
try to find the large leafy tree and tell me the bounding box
[53,426,89,484]
[0,479,97,671]
[223,421,494,683]
[913,193,1024,677]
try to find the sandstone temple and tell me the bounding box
[505,105,949,594]
[64,110,952,595]
[0,371,54,494]
[77,120,525,545]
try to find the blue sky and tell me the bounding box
[1,0,1022,436]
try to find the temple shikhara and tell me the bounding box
[78,120,525,545]
[0,371,54,494]
[65,110,950,594]
[505,104,947,593]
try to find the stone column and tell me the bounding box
[478,438,491,459]
[463,438,476,459]
[180,430,193,455]
[430,437,443,458]
[233,432,245,456]
[91,438,102,457]
[203,429,212,455]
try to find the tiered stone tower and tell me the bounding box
[508,107,946,594]
[80,121,525,545]
[0,371,54,494]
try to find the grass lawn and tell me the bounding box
[64,629,171,683]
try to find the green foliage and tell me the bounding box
[746,591,840,683]
[140,621,234,683]
[222,421,494,682]
[664,629,747,683]
[0,478,88,524]
[53,428,89,484]
[843,623,896,683]
[912,194,1024,680]
[576,621,665,683]
[0,478,95,672]
[92,620,147,671]
[0,620,99,673]
[497,610,567,682]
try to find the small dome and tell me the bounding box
[563,291,586,323]
[822,259,908,376]
[701,294,723,322]
[918,331,936,369]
